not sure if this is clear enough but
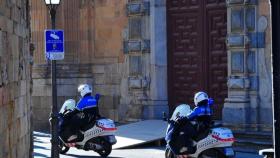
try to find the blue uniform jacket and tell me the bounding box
[76,95,97,111]
[187,104,212,121]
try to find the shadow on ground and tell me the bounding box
[33,152,50,158]
[65,154,124,158]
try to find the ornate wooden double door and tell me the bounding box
[167,0,227,119]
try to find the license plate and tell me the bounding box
[224,148,235,156]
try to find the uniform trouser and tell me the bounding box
[169,121,196,155]
[61,112,89,138]
[69,112,90,133]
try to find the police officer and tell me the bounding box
[189,91,212,133]
[64,84,98,142]
[166,91,212,157]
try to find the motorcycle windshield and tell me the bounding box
[170,104,193,121]
[59,99,76,114]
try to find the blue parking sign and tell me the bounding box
[45,30,64,60]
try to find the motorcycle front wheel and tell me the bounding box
[165,148,175,158]
[58,139,70,154]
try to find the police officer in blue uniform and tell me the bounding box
[188,91,212,132]
[64,84,98,142]
[166,91,213,156]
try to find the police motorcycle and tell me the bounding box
[165,99,235,158]
[57,94,117,157]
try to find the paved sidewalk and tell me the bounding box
[33,131,264,158]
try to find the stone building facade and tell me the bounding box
[223,0,272,131]
[0,0,33,158]
[31,0,272,132]
[31,0,167,130]
[31,0,129,130]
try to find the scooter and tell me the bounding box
[57,94,117,157]
[165,102,235,158]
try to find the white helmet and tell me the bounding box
[78,84,92,97]
[170,104,192,121]
[194,91,208,106]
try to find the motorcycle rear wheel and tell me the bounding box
[96,139,112,158]
[58,140,70,154]
[199,149,233,158]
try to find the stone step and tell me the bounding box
[234,138,272,147]
[233,131,273,142]
[233,131,273,154]
[233,142,272,154]
[233,147,259,154]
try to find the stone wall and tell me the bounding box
[0,0,32,157]
[31,0,128,129]
[31,0,169,129]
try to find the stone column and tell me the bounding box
[121,0,168,120]
[122,0,152,121]
[223,0,272,131]
[0,0,32,157]
[145,0,168,119]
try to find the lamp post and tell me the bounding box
[44,0,61,157]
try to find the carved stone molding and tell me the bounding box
[124,40,150,54]
[128,76,150,89]
[228,78,245,89]
[127,2,150,16]
[227,35,245,47]
[227,77,251,89]
[227,0,257,6]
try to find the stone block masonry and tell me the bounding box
[0,0,32,158]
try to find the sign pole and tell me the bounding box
[49,7,60,158]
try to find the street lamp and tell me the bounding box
[43,0,61,157]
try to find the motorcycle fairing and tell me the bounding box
[189,127,235,157]
[76,119,117,147]
[210,128,235,144]
[96,119,117,131]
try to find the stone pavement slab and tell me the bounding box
[113,120,168,149]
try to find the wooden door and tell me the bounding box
[167,0,227,119]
